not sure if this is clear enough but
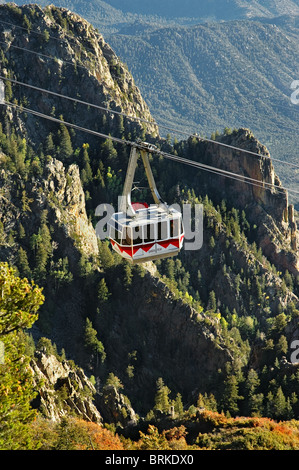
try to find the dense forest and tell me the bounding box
[0,3,298,450]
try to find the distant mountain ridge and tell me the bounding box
[106,15,299,199]
[104,0,299,21]
[7,0,299,30]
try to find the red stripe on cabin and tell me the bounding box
[111,238,181,257]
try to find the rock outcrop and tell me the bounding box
[0,156,98,267]
[30,350,102,423]
[0,3,158,147]
[205,128,298,275]
[97,385,138,428]
[38,158,99,258]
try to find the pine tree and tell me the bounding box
[272,387,287,420]
[80,144,92,186]
[98,241,114,269]
[45,133,55,156]
[97,278,110,304]
[84,318,106,363]
[58,123,73,161]
[207,290,217,311]
[221,374,243,417]
[17,247,31,279]
[34,223,52,281]
[101,139,117,166]
[173,393,184,418]
[105,372,123,391]
[154,378,171,414]
[244,368,264,416]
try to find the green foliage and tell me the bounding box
[105,372,123,390]
[84,318,106,363]
[57,123,73,162]
[154,378,171,414]
[0,263,44,449]
[0,263,44,338]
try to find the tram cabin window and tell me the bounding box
[132,225,142,245]
[122,227,132,246]
[110,224,122,244]
[157,221,168,240]
[170,218,179,238]
[144,223,155,243]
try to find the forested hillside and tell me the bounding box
[28,0,299,23]
[0,3,298,451]
[103,0,299,20]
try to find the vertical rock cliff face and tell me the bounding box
[37,158,99,259]
[0,157,98,265]
[204,129,298,275]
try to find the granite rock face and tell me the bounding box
[30,350,102,423]
[205,129,298,275]
[0,3,157,146]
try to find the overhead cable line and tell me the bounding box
[1,75,299,171]
[2,100,299,198]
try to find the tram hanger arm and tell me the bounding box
[120,143,168,217]
[139,148,168,210]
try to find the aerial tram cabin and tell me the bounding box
[107,142,184,264]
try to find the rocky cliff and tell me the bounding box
[204,129,298,275]
[0,156,98,267]
[30,349,102,423]
[0,3,157,148]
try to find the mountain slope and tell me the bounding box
[0,3,299,448]
[104,0,299,20]
[0,3,157,148]
[106,16,299,198]
[8,0,299,29]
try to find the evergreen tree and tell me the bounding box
[154,378,171,414]
[17,247,31,279]
[272,387,287,420]
[101,139,117,167]
[97,278,110,304]
[58,123,73,161]
[173,393,184,418]
[80,144,92,186]
[105,372,123,391]
[221,374,243,417]
[84,318,106,363]
[244,369,264,416]
[207,290,217,311]
[34,222,52,281]
[98,241,114,269]
[45,133,55,156]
